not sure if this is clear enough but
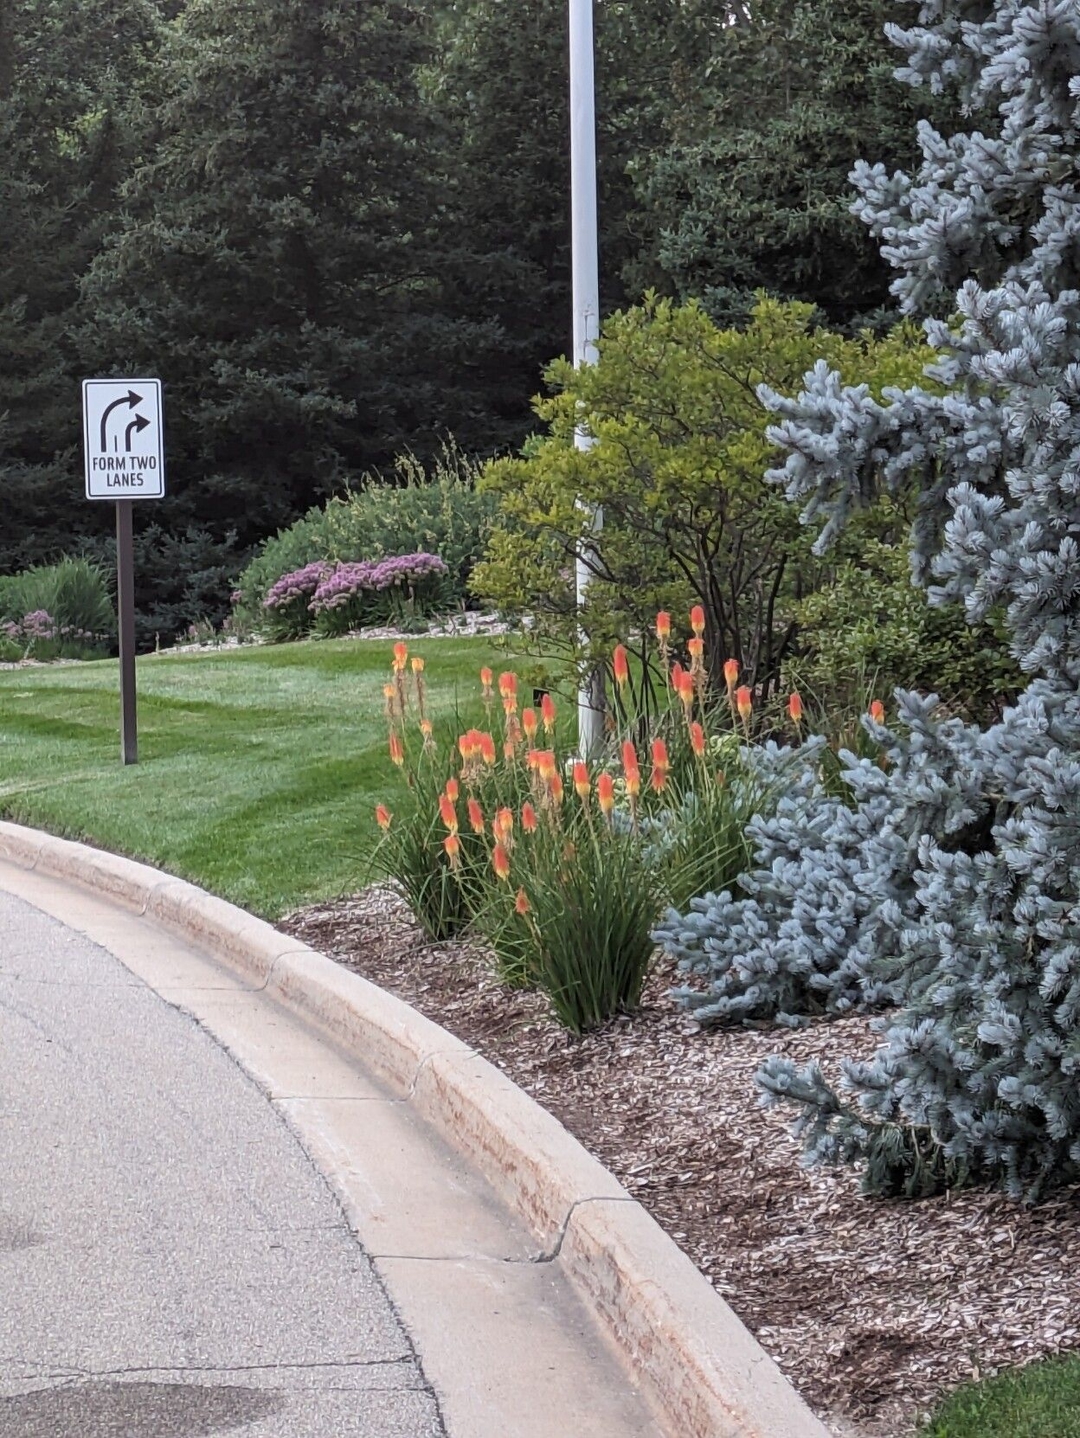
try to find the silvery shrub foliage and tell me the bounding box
[664,0,1080,1199]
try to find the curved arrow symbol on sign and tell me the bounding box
[99,390,143,452]
[125,414,151,452]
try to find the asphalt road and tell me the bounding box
[0,890,446,1438]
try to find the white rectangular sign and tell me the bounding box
[82,378,165,499]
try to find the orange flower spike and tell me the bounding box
[788,692,804,727]
[467,797,485,834]
[521,801,538,833]
[443,833,462,869]
[495,807,514,843]
[597,771,616,818]
[540,693,557,732]
[375,803,392,830]
[411,655,425,674]
[622,739,641,797]
[389,732,404,766]
[613,645,630,689]
[689,721,707,757]
[572,760,591,802]
[671,660,685,693]
[870,699,886,725]
[677,670,695,713]
[445,777,459,802]
[736,685,753,723]
[650,737,670,793]
[656,611,671,643]
[392,641,408,672]
[491,843,512,882]
[538,749,558,782]
[548,772,565,806]
[522,707,538,740]
[526,748,542,771]
[438,792,458,834]
[690,604,706,637]
[514,887,530,917]
[419,718,434,744]
[479,732,497,766]
[723,658,739,690]
[498,672,517,701]
[688,636,704,667]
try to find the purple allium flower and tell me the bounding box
[263,562,335,610]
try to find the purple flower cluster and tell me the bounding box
[2,610,98,644]
[263,562,334,611]
[309,553,448,613]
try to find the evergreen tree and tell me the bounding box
[81,0,500,591]
[0,0,161,574]
[676,0,1080,1201]
[430,0,714,421]
[630,0,928,328]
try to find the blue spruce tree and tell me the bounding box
[663,0,1080,1200]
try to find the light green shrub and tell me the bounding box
[236,446,496,635]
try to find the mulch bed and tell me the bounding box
[279,887,1080,1438]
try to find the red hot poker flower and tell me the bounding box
[736,685,753,722]
[788,692,803,726]
[597,771,615,817]
[689,721,706,757]
[690,604,705,636]
[540,693,557,731]
[656,611,671,643]
[870,699,886,724]
[723,658,739,690]
[491,843,511,881]
[622,740,641,797]
[613,645,630,688]
[573,760,591,801]
[375,803,392,830]
[467,797,485,833]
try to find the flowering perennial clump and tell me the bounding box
[262,562,334,611]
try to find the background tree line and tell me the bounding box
[0,0,928,640]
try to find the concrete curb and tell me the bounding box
[0,821,830,1438]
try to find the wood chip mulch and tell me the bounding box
[279,887,1080,1438]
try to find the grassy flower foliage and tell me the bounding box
[371,613,842,1030]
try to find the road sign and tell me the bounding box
[82,378,165,500]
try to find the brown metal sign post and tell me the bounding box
[81,378,165,766]
[115,499,138,765]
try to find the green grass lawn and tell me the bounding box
[920,1356,1080,1436]
[0,637,506,917]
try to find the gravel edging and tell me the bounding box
[279,885,1080,1438]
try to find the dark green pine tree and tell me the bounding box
[81,0,501,578]
[631,0,929,329]
[0,0,162,574]
[429,0,714,423]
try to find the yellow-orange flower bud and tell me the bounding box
[870,699,886,724]
[597,771,615,817]
[495,807,514,843]
[723,658,739,690]
[491,843,511,882]
[736,685,753,722]
[498,671,517,700]
[375,803,392,830]
[690,721,706,757]
[540,693,557,732]
[479,732,497,766]
[389,732,404,766]
[392,641,408,672]
[573,760,591,801]
[788,692,803,726]
[521,801,538,833]
[444,833,461,868]
[690,604,706,636]
[439,792,458,834]
[548,772,564,806]
[514,887,530,917]
[656,611,671,642]
[522,707,538,740]
[467,797,485,833]
[537,749,558,782]
[480,666,493,693]
[622,740,641,798]
[411,655,425,674]
[445,777,459,802]
[613,645,629,688]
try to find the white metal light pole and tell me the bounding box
[569,0,604,756]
